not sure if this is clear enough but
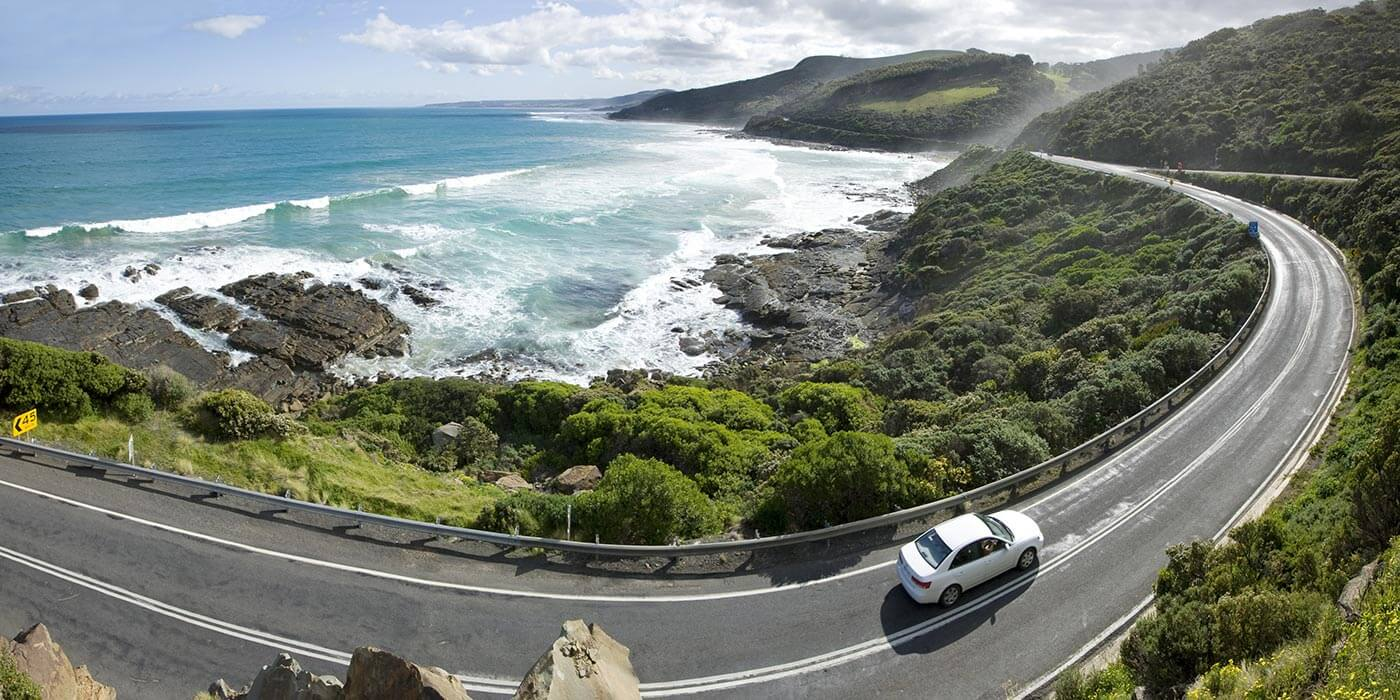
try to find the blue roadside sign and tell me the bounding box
[1247,221,1260,239]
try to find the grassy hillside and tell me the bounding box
[743,52,1056,149]
[1017,2,1400,175]
[608,50,961,125]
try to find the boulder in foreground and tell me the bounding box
[3,623,116,700]
[514,620,640,700]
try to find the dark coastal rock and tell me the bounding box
[0,296,228,384]
[122,266,142,283]
[678,336,706,356]
[702,220,908,365]
[0,271,405,412]
[77,283,100,300]
[221,272,410,367]
[400,284,440,308]
[4,288,40,304]
[853,209,909,231]
[156,286,244,332]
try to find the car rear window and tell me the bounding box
[915,530,953,567]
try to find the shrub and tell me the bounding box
[112,392,155,423]
[187,389,288,441]
[144,364,196,410]
[776,382,882,433]
[0,643,41,700]
[560,396,773,498]
[1122,590,1328,694]
[767,432,936,530]
[0,337,145,420]
[312,377,499,455]
[498,381,581,436]
[453,416,499,470]
[577,455,722,544]
[474,490,574,537]
[1052,663,1135,700]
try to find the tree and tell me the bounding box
[578,455,722,545]
[767,432,936,530]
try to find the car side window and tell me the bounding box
[980,538,1007,556]
[951,543,983,568]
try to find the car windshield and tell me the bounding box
[914,529,953,566]
[978,514,1013,541]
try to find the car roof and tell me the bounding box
[932,513,993,549]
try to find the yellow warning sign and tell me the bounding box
[10,409,37,438]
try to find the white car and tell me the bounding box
[896,510,1044,606]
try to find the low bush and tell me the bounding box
[765,431,937,530]
[452,416,499,470]
[1052,663,1135,700]
[0,337,146,420]
[187,390,289,441]
[776,382,882,433]
[577,454,723,544]
[144,364,196,410]
[112,392,155,423]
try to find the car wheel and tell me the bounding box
[939,584,962,607]
[1017,547,1038,571]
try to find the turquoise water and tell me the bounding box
[0,108,947,381]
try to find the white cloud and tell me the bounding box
[188,14,267,39]
[340,0,1358,86]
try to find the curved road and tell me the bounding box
[0,159,1354,699]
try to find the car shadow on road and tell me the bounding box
[879,564,1038,656]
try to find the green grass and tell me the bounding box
[861,85,999,113]
[33,411,503,527]
[1040,70,1073,95]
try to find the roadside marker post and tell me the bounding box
[10,409,37,438]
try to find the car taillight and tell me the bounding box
[911,577,931,589]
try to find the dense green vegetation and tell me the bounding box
[0,153,1262,545]
[746,52,1057,149]
[0,338,147,421]
[1017,2,1400,175]
[609,50,962,125]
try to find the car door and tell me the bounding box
[971,537,1013,585]
[947,542,985,588]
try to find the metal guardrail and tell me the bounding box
[0,262,1272,559]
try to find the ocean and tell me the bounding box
[0,108,948,382]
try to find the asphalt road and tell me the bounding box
[0,159,1354,699]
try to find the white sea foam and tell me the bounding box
[17,168,536,237]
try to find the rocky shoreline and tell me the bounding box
[691,208,913,369]
[1,199,916,406]
[0,270,412,411]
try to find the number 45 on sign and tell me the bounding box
[11,409,38,438]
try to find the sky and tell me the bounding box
[0,0,1360,116]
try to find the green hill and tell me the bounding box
[743,51,1057,150]
[608,50,962,125]
[1016,2,1400,175]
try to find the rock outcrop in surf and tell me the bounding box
[0,272,410,411]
